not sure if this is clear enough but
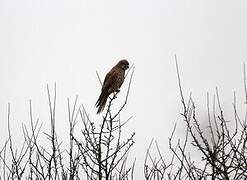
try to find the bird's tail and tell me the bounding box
[95,90,109,114]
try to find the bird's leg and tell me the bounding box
[113,92,117,99]
[109,93,116,101]
[113,89,120,99]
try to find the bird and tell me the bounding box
[95,59,129,114]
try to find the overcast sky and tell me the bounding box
[1,0,247,177]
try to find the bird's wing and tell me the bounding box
[102,68,119,91]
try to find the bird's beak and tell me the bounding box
[127,64,129,69]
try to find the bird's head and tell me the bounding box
[117,59,129,70]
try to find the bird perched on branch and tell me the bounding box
[95,59,129,114]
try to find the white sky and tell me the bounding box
[0,0,247,178]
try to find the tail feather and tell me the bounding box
[96,90,109,114]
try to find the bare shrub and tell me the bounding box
[144,57,247,179]
[0,67,135,180]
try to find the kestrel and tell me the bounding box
[95,59,129,114]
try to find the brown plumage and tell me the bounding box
[95,59,129,114]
